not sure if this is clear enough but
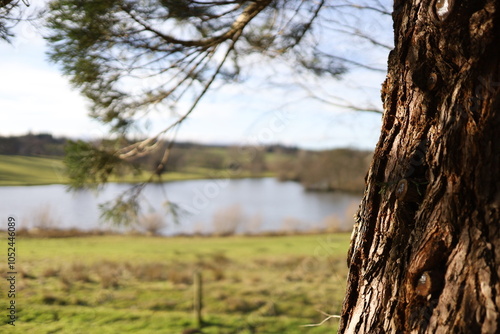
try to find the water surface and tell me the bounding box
[0,178,361,235]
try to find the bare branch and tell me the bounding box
[296,79,383,114]
[301,310,341,327]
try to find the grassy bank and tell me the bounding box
[0,155,273,186]
[0,155,67,186]
[1,233,351,333]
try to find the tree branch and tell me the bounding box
[301,310,341,327]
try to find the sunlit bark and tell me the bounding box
[340,0,500,332]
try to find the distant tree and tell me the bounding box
[0,136,20,154]
[0,134,67,156]
[283,148,371,192]
[248,147,266,175]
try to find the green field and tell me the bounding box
[0,155,274,186]
[1,233,351,333]
[0,155,68,186]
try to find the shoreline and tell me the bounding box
[9,226,352,239]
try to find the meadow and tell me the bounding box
[1,233,351,333]
[0,155,273,186]
[0,155,68,186]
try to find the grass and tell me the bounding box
[0,155,274,186]
[0,155,67,186]
[1,233,351,333]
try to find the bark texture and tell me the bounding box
[339,0,500,333]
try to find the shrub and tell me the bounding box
[212,204,245,236]
[137,213,166,236]
[29,205,60,230]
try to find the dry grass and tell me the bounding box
[212,204,245,236]
[323,215,342,232]
[194,252,231,282]
[280,217,303,234]
[42,267,60,278]
[15,234,350,333]
[61,262,93,283]
[137,212,166,235]
[95,261,123,288]
[49,259,232,288]
[167,268,193,285]
[343,200,360,229]
[242,213,263,235]
[224,296,267,313]
[16,227,117,238]
[322,200,360,232]
[28,205,60,230]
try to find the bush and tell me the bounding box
[29,205,60,230]
[137,213,166,235]
[211,204,245,236]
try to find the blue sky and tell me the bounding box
[0,3,392,151]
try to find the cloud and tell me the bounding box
[0,59,99,137]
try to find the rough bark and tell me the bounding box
[339,0,500,333]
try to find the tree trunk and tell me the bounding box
[339,0,500,333]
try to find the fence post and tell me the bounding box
[194,270,203,328]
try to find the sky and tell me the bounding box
[0,3,392,151]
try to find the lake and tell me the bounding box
[0,178,361,235]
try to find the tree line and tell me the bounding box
[0,133,66,156]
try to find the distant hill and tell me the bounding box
[0,133,372,192]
